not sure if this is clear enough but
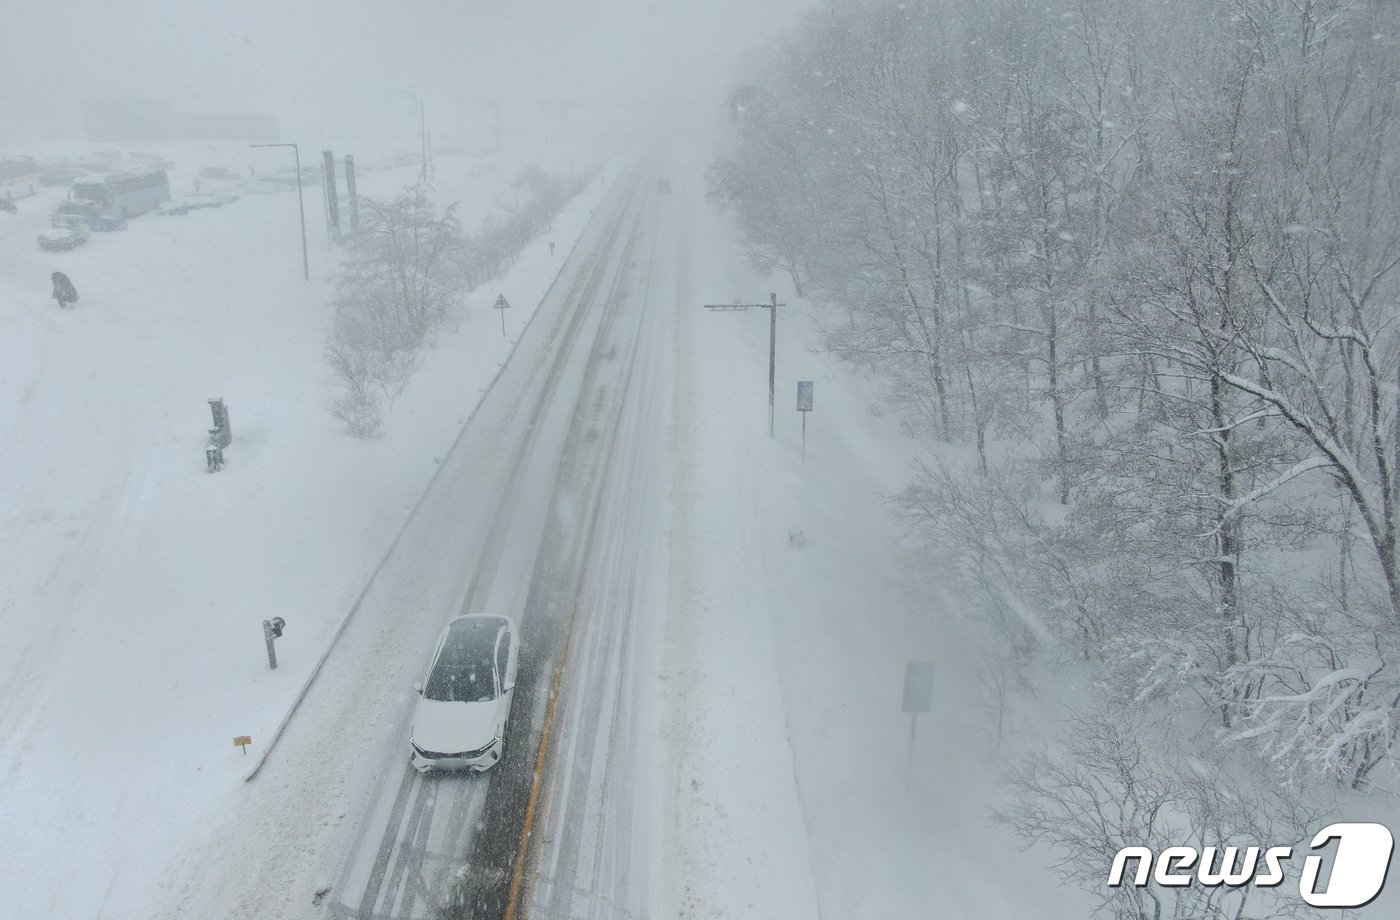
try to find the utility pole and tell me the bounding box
[703,292,783,437]
[249,143,309,281]
[767,291,777,436]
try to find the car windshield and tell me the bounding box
[423,618,502,702]
[424,664,495,703]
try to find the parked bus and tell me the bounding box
[1,156,40,200]
[69,169,171,219]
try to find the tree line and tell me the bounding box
[712,1,1399,915]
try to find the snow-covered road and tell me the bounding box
[6,117,1094,920]
[152,160,658,920]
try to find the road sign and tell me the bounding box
[903,662,935,713]
[903,661,935,786]
[233,735,252,754]
[797,380,814,459]
[494,294,511,337]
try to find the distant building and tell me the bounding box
[81,98,280,142]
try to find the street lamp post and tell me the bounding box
[703,292,784,437]
[249,142,309,281]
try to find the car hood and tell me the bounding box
[411,698,499,754]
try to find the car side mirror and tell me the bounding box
[413,682,423,695]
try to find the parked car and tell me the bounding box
[157,195,223,215]
[0,197,16,213]
[52,199,126,231]
[410,614,520,773]
[265,165,321,187]
[198,166,242,182]
[38,216,90,250]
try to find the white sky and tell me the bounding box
[1,0,812,117]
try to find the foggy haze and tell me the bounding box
[9,0,1399,918]
[1,0,812,141]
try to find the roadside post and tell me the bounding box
[345,154,359,232]
[262,617,286,670]
[494,294,511,337]
[902,662,935,786]
[797,380,813,460]
[322,150,340,244]
[703,292,783,436]
[206,397,231,472]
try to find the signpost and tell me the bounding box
[262,617,285,670]
[703,292,783,436]
[322,149,340,243]
[902,662,935,786]
[494,294,511,337]
[233,735,252,755]
[797,380,813,460]
[345,154,359,232]
[206,397,231,472]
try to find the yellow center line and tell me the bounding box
[503,567,583,920]
[504,166,648,920]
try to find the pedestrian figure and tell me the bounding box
[193,176,202,193]
[51,271,78,308]
[549,241,555,255]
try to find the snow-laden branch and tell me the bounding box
[1214,456,1335,525]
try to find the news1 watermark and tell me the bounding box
[1109,823,1395,909]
